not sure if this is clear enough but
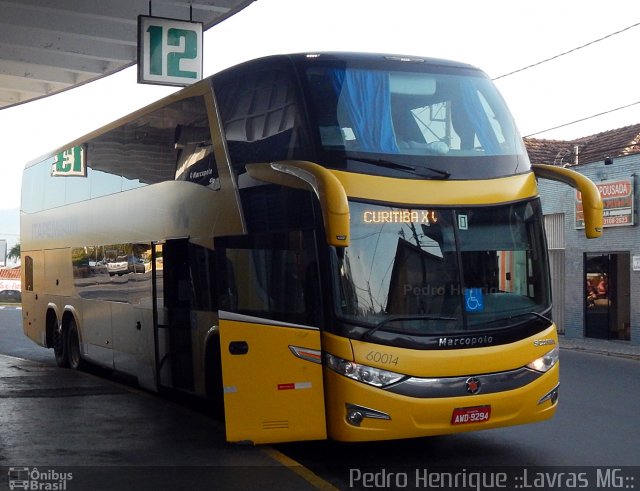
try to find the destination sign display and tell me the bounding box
[362,209,438,225]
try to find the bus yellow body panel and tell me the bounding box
[332,171,539,205]
[322,327,559,442]
[219,319,327,444]
[350,326,558,378]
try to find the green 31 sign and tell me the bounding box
[138,16,203,86]
[52,146,86,177]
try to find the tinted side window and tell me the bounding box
[214,61,311,166]
[189,243,217,311]
[24,256,34,291]
[240,186,316,234]
[72,244,152,303]
[22,95,217,213]
[88,95,215,194]
[217,230,321,326]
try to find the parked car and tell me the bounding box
[0,290,21,303]
[106,256,128,276]
[128,256,146,273]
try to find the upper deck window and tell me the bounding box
[22,95,217,213]
[213,60,311,167]
[301,56,529,179]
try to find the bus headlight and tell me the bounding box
[526,346,559,373]
[325,353,405,387]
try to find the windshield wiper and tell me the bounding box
[347,157,451,179]
[484,311,553,328]
[363,314,457,341]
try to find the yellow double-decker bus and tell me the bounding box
[21,52,602,444]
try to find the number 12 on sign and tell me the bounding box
[138,16,203,86]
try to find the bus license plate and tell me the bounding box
[451,405,491,425]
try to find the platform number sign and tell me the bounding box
[138,16,203,86]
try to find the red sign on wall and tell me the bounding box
[576,178,634,228]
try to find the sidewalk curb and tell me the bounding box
[559,343,640,361]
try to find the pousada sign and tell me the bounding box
[576,178,634,228]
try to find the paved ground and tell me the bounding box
[0,353,329,491]
[1,305,637,491]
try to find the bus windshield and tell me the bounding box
[331,199,551,343]
[302,57,529,179]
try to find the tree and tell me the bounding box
[7,242,20,262]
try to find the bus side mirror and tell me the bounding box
[532,164,603,239]
[246,161,350,247]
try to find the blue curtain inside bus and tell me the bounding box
[457,78,500,154]
[329,68,400,154]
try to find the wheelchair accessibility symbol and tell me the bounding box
[464,288,484,313]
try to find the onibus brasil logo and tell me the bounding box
[8,467,73,490]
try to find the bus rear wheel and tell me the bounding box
[53,325,69,368]
[66,320,84,371]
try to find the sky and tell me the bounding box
[1,0,640,250]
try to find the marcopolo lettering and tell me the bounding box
[32,218,78,240]
[189,168,213,180]
[439,335,494,347]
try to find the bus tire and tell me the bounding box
[52,320,69,368]
[66,319,84,371]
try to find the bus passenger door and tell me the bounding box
[153,239,194,391]
[215,230,326,444]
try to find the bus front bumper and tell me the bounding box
[324,363,559,442]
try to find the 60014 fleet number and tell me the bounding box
[366,351,399,366]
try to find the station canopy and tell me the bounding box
[0,0,254,110]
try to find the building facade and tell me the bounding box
[531,131,640,346]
